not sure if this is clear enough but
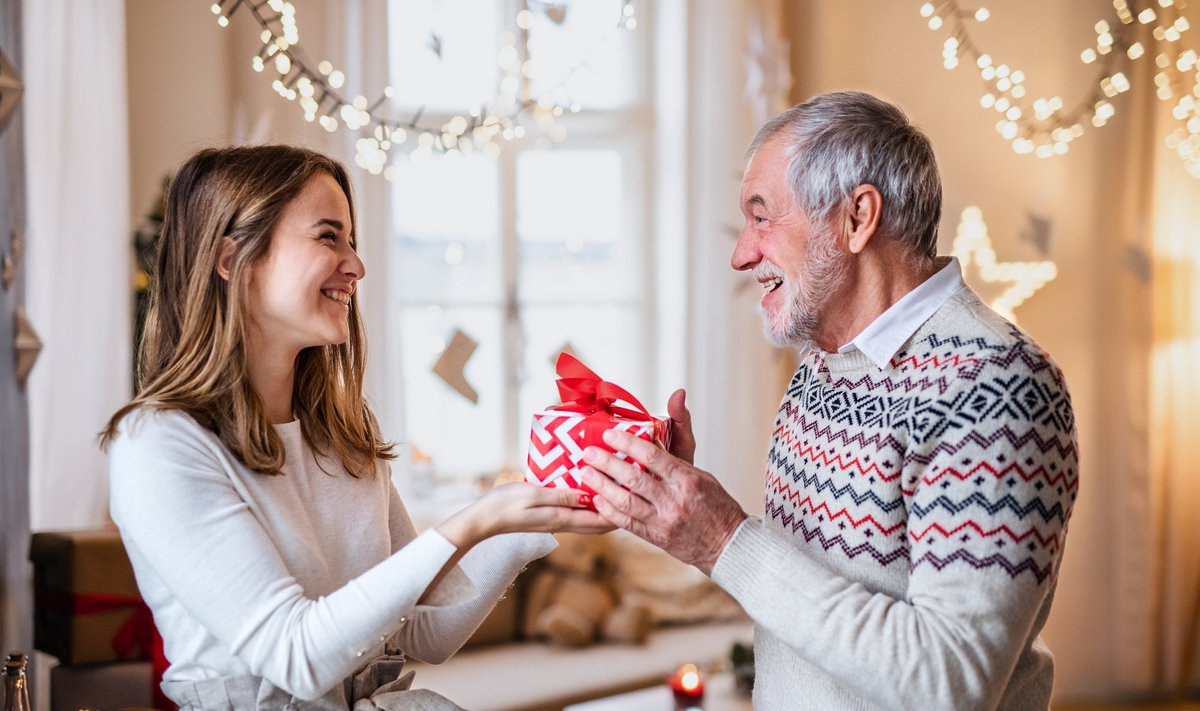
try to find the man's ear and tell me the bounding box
[844,184,883,255]
[216,237,236,281]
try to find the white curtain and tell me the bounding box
[680,0,790,511]
[23,0,130,530]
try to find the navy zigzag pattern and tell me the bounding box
[766,500,910,567]
[910,549,1053,584]
[910,492,1069,526]
[901,426,1078,467]
[765,456,908,513]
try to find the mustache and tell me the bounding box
[752,262,785,281]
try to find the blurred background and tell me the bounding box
[1,0,1199,707]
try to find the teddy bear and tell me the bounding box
[521,532,653,647]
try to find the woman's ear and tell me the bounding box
[216,237,236,281]
[845,184,883,255]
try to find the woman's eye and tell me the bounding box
[754,215,767,224]
[320,231,338,241]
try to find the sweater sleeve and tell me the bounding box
[711,353,1078,711]
[109,410,463,700]
[383,481,556,663]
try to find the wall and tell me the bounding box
[126,0,232,226]
[784,0,1148,699]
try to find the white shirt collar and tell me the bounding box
[836,257,965,369]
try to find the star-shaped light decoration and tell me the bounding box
[951,206,1057,323]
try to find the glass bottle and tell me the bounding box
[3,652,31,711]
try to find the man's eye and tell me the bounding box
[754,215,767,224]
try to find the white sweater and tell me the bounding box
[108,408,555,701]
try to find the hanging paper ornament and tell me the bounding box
[529,0,568,25]
[432,328,480,404]
[1018,213,1053,256]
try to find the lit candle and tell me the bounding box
[669,663,705,709]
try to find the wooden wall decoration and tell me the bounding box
[13,306,39,387]
[0,44,21,133]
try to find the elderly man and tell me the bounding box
[580,91,1078,710]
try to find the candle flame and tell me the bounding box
[681,670,701,691]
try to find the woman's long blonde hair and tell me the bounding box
[101,145,394,477]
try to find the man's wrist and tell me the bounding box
[701,511,749,575]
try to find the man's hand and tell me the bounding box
[666,388,697,465]
[579,427,747,575]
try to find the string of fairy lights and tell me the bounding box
[921,0,1200,178]
[210,0,637,177]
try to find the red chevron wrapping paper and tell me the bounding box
[526,354,670,509]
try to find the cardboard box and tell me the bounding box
[30,529,153,665]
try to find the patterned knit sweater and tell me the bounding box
[711,286,1078,711]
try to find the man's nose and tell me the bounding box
[731,225,760,272]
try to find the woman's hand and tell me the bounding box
[435,483,614,551]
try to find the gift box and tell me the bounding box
[30,528,154,665]
[526,354,670,507]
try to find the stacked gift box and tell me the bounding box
[29,528,164,710]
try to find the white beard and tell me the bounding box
[762,224,849,348]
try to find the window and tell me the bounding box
[384,0,653,497]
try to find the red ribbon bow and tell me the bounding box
[551,353,653,421]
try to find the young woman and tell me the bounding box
[102,145,609,710]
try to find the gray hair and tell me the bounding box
[747,91,943,260]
